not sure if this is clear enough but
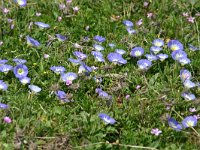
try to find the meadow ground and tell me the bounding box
[0,0,200,149]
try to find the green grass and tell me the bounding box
[0,0,200,149]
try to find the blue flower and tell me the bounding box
[115,49,126,55]
[137,59,152,70]
[107,52,127,65]
[93,44,104,51]
[188,44,199,51]
[0,64,13,73]
[68,58,82,65]
[180,69,192,82]
[152,39,164,47]
[183,79,196,89]
[13,64,28,79]
[93,35,106,43]
[34,22,50,28]
[26,36,40,47]
[91,51,105,62]
[14,0,27,7]
[73,51,87,60]
[55,90,73,102]
[157,54,168,61]
[28,85,41,93]
[171,50,187,60]
[61,72,77,83]
[0,59,8,65]
[13,58,27,64]
[181,92,196,101]
[168,117,183,131]
[145,54,158,61]
[123,20,134,27]
[130,47,144,57]
[126,28,136,34]
[0,80,8,91]
[0,103,9,109]
[91,51,103,57]
[178,57,191,65]
[150,46,162,54]
[98,113,116,124]
[95,88,112,99]
[108,43,116,48]
[19,76,31,85]
[168,40,184,51]
[182,116,197,128]
[50,66,66,75]
[56,34,68,41]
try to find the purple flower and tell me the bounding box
[130,47,144,57]
[181,92,196,101]
[98,113,116,124]
[26,36,40,47]
[13,58,27,64]
[171,50,187,60]
[91,52,105,62]
[19,76,31,85]
[123,20,134,27]
[189,107,196,112]
[168,40,184,51]
[151,128,162,136]
[3,116,12,123]
[0,80,8,91]
[34,22,50,28]
[182,116,197,128]
[108,43,116,48]
[28,85,41,93]
[93,35,106,43]
[145,54,158,61]
[0,59,8,65]
[15,0,27,7]
[13,64,28,79]
[178,57,191,65]
[107,52,127,65]
[56,34,68,41]
[93,44,104,51]
[180,69,191,82]
[61,72,77,83]
[95,88,112,99]
[152,39,164,47]
[188,44,199,51]
[68,58,82,65]
[0,64,13,73]
[150,46,162,54]
[126,28,136,34]
[168,118,183,131]
[73,51,87,60]
[183,79,196,89]
[115,49,126,55]
[0,103,8,109]
[137,59,152,70]
[50,66,66,74]
[157,54,168,61]
[55,90,72,102]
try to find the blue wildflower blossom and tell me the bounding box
[188,44,199,51]
[56,34,68,41]
[0,80,8,91]
[73,51,87,60]
[28,85,41,93]
[168,117,183,131]
[34,22,50,28]
[137,59,152,70]
[126,28,136,34]
[93,35,106,43]
[171,50,187,60]
[96,88,112,99]
[61,72,77,84]
[0,64,13,73]
[145,54,158,61]
[13,58,27,64]
[152,39,164,47]
[108,43,116,48]
[183,79,196,89]
[182,116,197,128]
[123,20,134,27]
[93,44,104,51]
[55,90,73,102]
[157,54,168,61]
[15,0,27,7]
[180,69,192,82]
[0,59,8,65]
[98,113,116,124]
[91,51,105,62]
[178,57,191,65]
[130,47,144,57]
[91,51,103,57]
[168,40,184,51]
[107,52,127,65]
[181,92,196,101]
[50,66,66,75]
[19,76,31,85]
[13,64,28,79]
[115,49,126,55]
[68,58,82,65]
[26,36,40,47]
[150,46,162,54]
[0,103,9,109]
